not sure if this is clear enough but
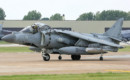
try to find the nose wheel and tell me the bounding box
[42,50,50,61]
[43,54,50,61]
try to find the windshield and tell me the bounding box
[34,22,51,31]
[20,26,33,33]
[20,22,51,34]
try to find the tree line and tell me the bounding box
[23,10,64,20]
[77,10,130,20]
[0,8,130,20]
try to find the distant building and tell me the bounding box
[0,20,130,33]
[62,14,65,21]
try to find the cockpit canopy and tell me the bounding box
[20,22,51,33]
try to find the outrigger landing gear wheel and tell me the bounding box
[43,54,50,61]
[100,56,103,61]
[58,56,62,60]
[100,53,103,61]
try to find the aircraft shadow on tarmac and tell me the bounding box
[39,58,128,62]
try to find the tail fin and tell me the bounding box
[103,18,124,41]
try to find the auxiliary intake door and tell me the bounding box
[40,31,50,47]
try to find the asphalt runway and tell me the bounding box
[0,52,130,75]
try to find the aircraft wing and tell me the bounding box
[55,30,122,48]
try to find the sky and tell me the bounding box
[0,0,130,20]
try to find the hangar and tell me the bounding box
[0,20,130,33]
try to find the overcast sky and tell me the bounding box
[0,0,130,20]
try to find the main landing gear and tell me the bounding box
[71,55,81,60]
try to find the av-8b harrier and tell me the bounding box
[2,18,124,61]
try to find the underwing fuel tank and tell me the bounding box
[59,47,106,55]
[85,48,107,53]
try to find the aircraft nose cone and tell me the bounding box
[2,34,16,43]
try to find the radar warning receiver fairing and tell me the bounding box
[2,18,124,61]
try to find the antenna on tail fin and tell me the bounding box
[103,18,124,41]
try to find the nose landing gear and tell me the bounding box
[43,53,50,61]
[42,50,50,61]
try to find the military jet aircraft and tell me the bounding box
[2,18,124,61]
[121,30,130,42]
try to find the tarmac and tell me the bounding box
[0,52,130,75]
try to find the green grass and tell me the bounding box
[0,73,130,80]
[0,47,33,53]
[119,46,130,52]
[0,41,11,44]
[0,46,129,53]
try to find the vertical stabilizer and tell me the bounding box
[103,18,124,41]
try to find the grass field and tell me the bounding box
[0,73,130,80]
[0,47,33,53]
[0,41,11,44]
[0,46,129,53]
[119,46,130,52]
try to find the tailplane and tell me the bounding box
[103,18,124,41]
